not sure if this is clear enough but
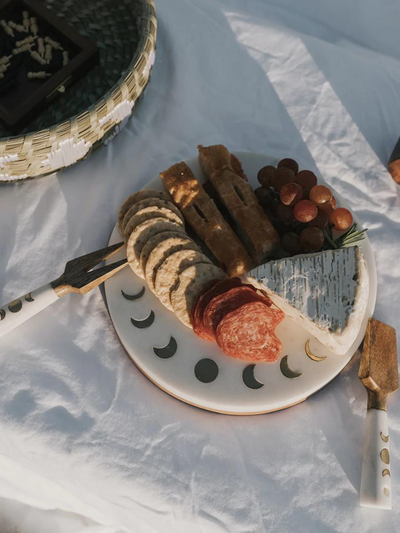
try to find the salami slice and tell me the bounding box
[216,302,284,362]
[202,286,272,340]
[191,277,243,340]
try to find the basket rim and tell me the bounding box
[0,0,155,145]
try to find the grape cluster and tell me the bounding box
[255,158,353,255]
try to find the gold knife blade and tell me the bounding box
[359,318,399,410]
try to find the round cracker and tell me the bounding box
[141,234,198,286]
[121,198,184,234]
[126,218,186,277]
[171,264,227,327]
[117,190,171,234]
[146,241,203,293]
[123,206,184,242]
[154,250,212,311]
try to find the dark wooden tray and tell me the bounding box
[0,0,98,134]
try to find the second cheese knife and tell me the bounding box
[359,318,399,509]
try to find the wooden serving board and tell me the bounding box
[104,153,377,415]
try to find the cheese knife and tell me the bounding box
[0,242,127,339]
[359,318,398,509]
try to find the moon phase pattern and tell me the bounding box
[0,309,5,320]
[131,311,155,329]
[380,432,389,442]
[380,448,390,464]
[305,340,327,362]
[8,299,22,313]
[384,488,390,497]
[153,337,177,359]
[195,359,219,383]
[121,287,145,301]
[280,355,302,379]
[242,364,264,389]
[382,469,391,477]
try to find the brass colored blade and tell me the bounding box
[359,318,398,409]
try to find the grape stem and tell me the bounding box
[323,229,338,249]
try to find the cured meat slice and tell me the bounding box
[216,302,284,362]
[202,286,272,340]
[191,277,243,340]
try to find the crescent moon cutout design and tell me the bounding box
[121,287,145,301]
[0,309,5,320]
[153,337,177,359]
[382,469,391,477]
[305,340,327,362]
[280,355,302,379]
[130,311,155,329]
[195,359,219,383]
[25,292,34,302]
[242,364,264,389]
[8,299,22,313]
[380,432,389,442]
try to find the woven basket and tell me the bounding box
[0,0,156,182]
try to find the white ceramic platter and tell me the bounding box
[104,153,377,415]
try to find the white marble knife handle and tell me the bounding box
[360,408,392,509]
[0,284,59,338]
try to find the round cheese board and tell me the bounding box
[104,152,377,415]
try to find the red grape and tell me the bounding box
[255,187,273,208]
[280,183,303,206]
[319,195,337,214]
[295,170,317,191]
[293,200,318,223]
[257,166,276,187]
[329,208,353,231]
[271,168,296,191]
[278,158,299,174]
[309,208,329,229]
[300,227,325,252]
[282,232,301,254]
[309,185,332,206]
[276,203,296,225]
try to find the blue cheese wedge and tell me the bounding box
[246,246,369,355]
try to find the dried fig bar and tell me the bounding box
[160,162,252,277]
[198,144,280,262]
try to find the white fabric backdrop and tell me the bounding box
[1,0,400,531]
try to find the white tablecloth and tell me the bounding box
[1,1,400,531]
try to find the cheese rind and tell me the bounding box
[246,247,369,355]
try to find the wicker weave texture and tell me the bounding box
[0,0,156,181]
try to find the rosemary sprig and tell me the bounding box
[325,222,367,250]
[323,229,337,249]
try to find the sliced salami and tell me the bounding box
[202,286,273,340]
[216,302,284,362]
[191,278,243,340]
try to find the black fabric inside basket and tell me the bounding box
[0,0,142,137]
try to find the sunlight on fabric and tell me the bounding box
[225,14,400,218]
